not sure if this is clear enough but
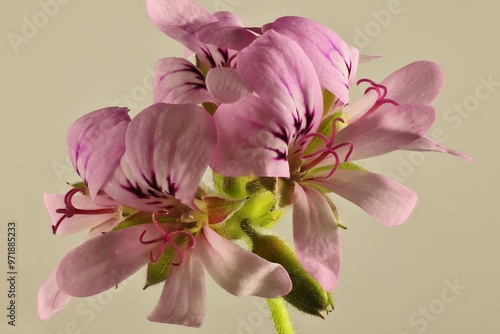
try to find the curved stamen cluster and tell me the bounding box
[300,118,354,179]
[139,210,196,265]
[53,188,116,234]
[357,78,399,116]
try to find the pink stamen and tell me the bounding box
[320,149,341,179]
[302,149,340,179]
[331,142,354,162]
[302,147,327,161]
[52,187,116,234]
[299,117,353,179]
[357,78,399,116]
[300,132,330,148]
[328,118,346,145]
[139,210,196,265]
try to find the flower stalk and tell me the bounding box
[268,298,294,334]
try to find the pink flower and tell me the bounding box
[209,31,468,291]
[39,107,132,320]
[343,61,474,161]
[38,103,292,326]
[146,0,358,107]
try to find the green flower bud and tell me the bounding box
[245,177,276,194]
[224,191,283,239]
[213,172,250,200]
[241,220,333,318]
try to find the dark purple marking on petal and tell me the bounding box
[302,106,316,135]
[200,46,235,68]
[74,142,82,175]
[166,175,178,197]
[189,82,207,90]
[218,48,230,66]
[320,49,345,79]
[268,148,288,161]
[201,47,217,69]
[346,58,353,78]
[121,179,150,200]
[271,123,290,145]
[120,177,176,207]
[293,113,302,134]
[320,40,353,82]
[143,171,162,194]
[183,64,206,82]
[157,64,207,91]
[147,189,159,197]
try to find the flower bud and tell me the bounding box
[241,220,333,318]
[213,172,249,199]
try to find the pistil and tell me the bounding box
[139,210,196,265]
[298,118,354,179]
[52,187,116,234]
[357,78,399,116]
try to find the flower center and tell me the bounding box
[52,187,116,235]
[357,78,399,116]
[139,210,197,265]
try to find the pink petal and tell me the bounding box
[85,218,121,240]
[343,89,378,123]
[206,67,252,104]
[382,61,445,105]
[56,224,158,297]
[148,248,206,327]
[196,226,292,297]
[38,270,71,320]
[348,61,445,121]
[210,96,291,177]
[332,104,436,162]
[154,57,214,105]
[402,136,475,162]
[146,1,237,69]
[212,11,244,26]
[293,185,341,291]
[44,193,116,236]
[103,162,183,213]
[195,12,256,51]
[266,16,354,104]
[314,169,417,226]
[67,107,130,200]
[146,0,216,52]
[237,30,323,138]
[105,103,216,209]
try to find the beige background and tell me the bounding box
[1,0,499,333]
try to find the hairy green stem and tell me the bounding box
[267,298,294,334]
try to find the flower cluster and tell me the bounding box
[38,0,471,331]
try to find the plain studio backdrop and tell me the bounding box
[0,0,498,333]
